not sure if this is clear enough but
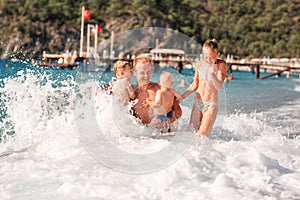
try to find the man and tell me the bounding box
[131,55,182,125]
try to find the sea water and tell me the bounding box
[0,59,300,199]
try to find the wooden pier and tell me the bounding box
[103,58,299,79]
[39,51,300,80]
[227,61,300,79]
[39,52,86,70]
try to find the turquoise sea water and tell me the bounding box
[1,59,300,138]
[1,58,300,199]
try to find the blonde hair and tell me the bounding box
[159,71,174,89]
[132,55,152,71]
[203,39,218,51]
[113,60,131,75]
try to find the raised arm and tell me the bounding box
[126,83,136,99]
[210,61,227,90]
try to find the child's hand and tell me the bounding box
[147,90,156,99]
[142,98,151,107]
[177,95,183,103]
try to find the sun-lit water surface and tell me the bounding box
[0,59,300,199]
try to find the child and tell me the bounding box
[181,39,227,136]
[112,60,135,105]
[145,71,181,131]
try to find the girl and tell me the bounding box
[181,39,227,136]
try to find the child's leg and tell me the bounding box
[189,104,203,131]
[198,106,218,136]
[162,121,170,133]
[149,118,162,128]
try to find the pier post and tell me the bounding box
[251,66,255,74]
[227,63,232,74]
[255,65,260,79]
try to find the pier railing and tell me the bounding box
[39,52,300,79]
[227,62,300,79]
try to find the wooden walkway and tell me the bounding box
[227,62,299,79]
[39,53,86,70]
[39,52,300,79]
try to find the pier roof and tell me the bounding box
[150,48,185,55]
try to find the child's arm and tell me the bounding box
[153,90,162,106]
[126,83,136,99]
[181,70,199,101]
[170,88,182,102]
[144,90,162,107]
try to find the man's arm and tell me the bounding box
[169,96,182,123]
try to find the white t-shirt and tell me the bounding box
[112,78,130,104]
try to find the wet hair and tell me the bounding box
[132,55,152,71]
[159,71,174,89]
[203,39,218,51]
[113,60,131,75]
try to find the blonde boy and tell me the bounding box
[145,71,181,131]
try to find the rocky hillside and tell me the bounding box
[0,0,299,59]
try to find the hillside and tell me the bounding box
[0,0,299,60]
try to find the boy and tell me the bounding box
[181,39,227,136]
[144,71,181,131]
